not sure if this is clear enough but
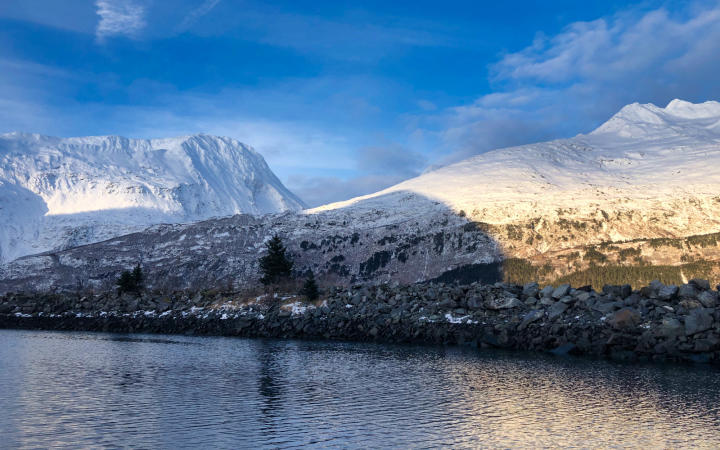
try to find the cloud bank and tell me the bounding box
[431,1,720,164]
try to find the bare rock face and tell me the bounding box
[0,194,501,293]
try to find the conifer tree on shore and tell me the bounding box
[117,264,144,294]
[259,235,293,285]
[300,271,320,301]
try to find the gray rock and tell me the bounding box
[607,308,641,331]
[678,284,698,299]
[689,278,711,291]
[685,309,713,336]
[602,284,631,299]
[641,280,664,298]
[522,282,539,298]
[576,292,592,303]
[657,285,679,301]
[593,301,619,314]
[540,285,554,298]
[551,284,571,299]
[623,294,642,306]
[518,310,544,330]
[467,296,483,309]
[540,297,555,306]
[486,296,523,310]
[657,317,684,338]
[697,290,718,308]
[559,295,575,304]
[547,302,569,320]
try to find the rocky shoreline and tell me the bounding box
[2,279,720,364]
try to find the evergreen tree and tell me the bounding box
[117,264,144,294]
[300,271,320,301]
[131,264,144,290]
[259,235,293,285]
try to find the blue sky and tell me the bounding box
[2,0,720,206]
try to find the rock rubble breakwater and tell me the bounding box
[2,279,720,364]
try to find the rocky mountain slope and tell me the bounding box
[3,99,720,292]
[313,99,720,285]
[0,194,499,293]
[0,133,305,263]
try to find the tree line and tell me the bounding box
[116,234,319,300]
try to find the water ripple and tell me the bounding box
[1,330,720,448]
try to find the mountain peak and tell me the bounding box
[664,99,720,119]
[590,99,720,137]
[0,132,306,262]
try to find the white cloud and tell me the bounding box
[177,0,222,32]
[492,5,720,85]
[95,0,146,41]
[426,1,720,165]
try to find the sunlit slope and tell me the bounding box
[312,99,720,255]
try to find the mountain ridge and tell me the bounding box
[0,132,305,262]
[3,99,720,292]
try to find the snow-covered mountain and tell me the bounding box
[3,99,720,292]
[314,99,720,249]
[0,133,305,262]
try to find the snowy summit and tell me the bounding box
[0,133,305,262]
[314,99,720,226]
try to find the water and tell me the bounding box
[1,329,720,448]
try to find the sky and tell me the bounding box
[2,0,720,206]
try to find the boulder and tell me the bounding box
[689,278,711,291]
[657,285,679,301]
[593,300,619,314]
[522,282,539,299]
[551,284,571,299]
[678,284,698,299]
[547,302,569,320]
[623,294,642,307]
[640,280,664,298]
[518,310,544,331]
[485,296,523,310]
[678,299,702,310]
[467,296,483,309]
[607,308,641,331]
[685,309,713,336]
[656,317,684,338]
[602,284,632,299]
[575,292,592,303]
[697,290,718,308]
[539,285,554,298]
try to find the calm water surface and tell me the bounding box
[1,329,720,448]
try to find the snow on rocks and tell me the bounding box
[3,278,720,364]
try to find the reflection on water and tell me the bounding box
[1,329,720,448]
